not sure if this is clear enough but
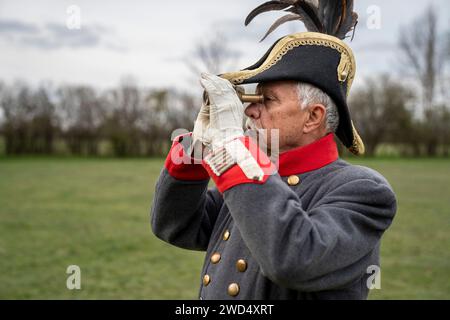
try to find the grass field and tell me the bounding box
[0,157,449,299]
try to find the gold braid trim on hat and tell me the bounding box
[221,32,356,97]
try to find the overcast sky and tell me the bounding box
[0,0,449,92]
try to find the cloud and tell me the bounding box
[0,19,39,34]
[353,41,397,53]
[161,19,253,64]
[211,18,262,42]
[212,15,310,44]
[0,19,127,51]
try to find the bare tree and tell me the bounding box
[140,89,170,156]
[185,31,241,77]
[32,86,57,154]
[398,6,444,112]
[0,82,57,155]
[350,75,414,156]
[57,86,105,155]
[398,6,450,156]
[103,78,144,157]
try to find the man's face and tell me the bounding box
[244,81,309,153]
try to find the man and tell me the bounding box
[151,1,397,299]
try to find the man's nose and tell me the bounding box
[245,103,261,119]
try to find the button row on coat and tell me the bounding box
[202,230,246,296]
[210,230,229,265]
[203,231,227,287]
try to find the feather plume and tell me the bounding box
[245,0,358,42]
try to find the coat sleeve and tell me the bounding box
[150,134,223,251]
[202,136,397,292]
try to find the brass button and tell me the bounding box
[227,283,240,297]
[287,175,300,186]
[210,252,221,264]
[223,230,230,241]
[203,274,211,286]
[236,259,247,272]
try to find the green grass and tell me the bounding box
[0,157,449,299]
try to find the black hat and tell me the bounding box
[221,0,365,155]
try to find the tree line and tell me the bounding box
[0,74,448,157]
[0,80,199,157]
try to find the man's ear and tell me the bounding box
[303,104,326,134]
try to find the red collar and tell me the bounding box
[276,133,339,176]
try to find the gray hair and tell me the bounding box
[296,82,339,133]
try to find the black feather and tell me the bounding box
[245,0,358,41]
[244,1,292,26]
[287,1,322,33]
[323,0,341,34]
[260,13,302,42]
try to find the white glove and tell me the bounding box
[199,73,244,151]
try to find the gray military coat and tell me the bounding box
[151,134,397,300]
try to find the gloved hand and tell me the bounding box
[200,73,264,181]
[199,73,244,151]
